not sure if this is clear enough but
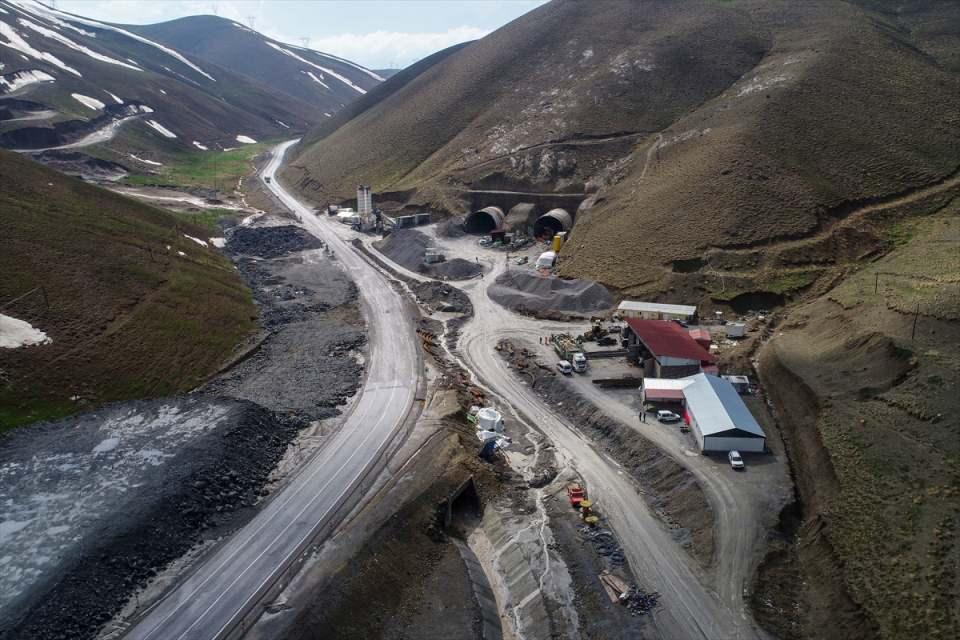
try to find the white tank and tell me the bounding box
[477,407,503,432]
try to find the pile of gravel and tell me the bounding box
[488,269,613,316]
[227,225,324,259]
[374,229,481,280]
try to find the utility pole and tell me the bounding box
[911,303,920,341]
[247,15,256,30]
[875,273,879,294]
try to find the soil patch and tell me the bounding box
[497,339,715,567]
[488,270,613,318]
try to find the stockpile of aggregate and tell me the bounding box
[488,269,613,316]
[374,229,481,280]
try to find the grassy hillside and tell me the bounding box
[0,151,256,429]
[758,192,959,640]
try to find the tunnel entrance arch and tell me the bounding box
[533,208,573,238]
[464,206,505,233]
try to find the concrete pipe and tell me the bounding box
[533,208,572,237]
[464,206,505,234]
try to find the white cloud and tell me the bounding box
[296,26,489,69]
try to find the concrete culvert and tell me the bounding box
[464,206,505,234]
[533,208,572,237]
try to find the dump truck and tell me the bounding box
[566,484,586,508]
[552,334,587,372]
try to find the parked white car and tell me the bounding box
[728,450,745,470]
[656,410,681,424]
[556,360,573,375]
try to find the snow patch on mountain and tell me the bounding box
[10,0,215,82]
[104,90,123,104]
[192,140,208,151]
[71,92,104,110]
[235,135,256,144]
[291,43,384,82]
[183,234,207,247]
[145,119,176,138]
[266,41,365,94]
[0,313,51,348]
[0,20,81,76]
[17,17,141,71]
[0,68,54,93]
[302,70,329,89]
[129,154,162,166]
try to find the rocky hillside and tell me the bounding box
[284,0,960,304]
[0,0,373,157]
[130,15,382,119]
[0,149,256,429]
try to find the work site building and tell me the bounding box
[641,374,766,453]
[618,301,697,322]
[624,318,716,378]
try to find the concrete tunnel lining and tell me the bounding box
[465,206,506,233]
[533,208,572,237]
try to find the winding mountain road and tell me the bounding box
[123,140,420,640]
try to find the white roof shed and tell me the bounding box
[617,301,697,320]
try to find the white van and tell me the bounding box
[556,360,573,375]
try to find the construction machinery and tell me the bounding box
[579,499,600,526]
[566,484,586,509]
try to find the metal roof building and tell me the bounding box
[625,318,716,364]
[683,374,765,452]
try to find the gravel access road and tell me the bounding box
[124,140,421,640]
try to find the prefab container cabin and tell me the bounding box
[682,374,765,452]
[618,301,697,322]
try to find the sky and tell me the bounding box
[55,0,549,69]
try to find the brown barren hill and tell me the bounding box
[285,0,960,305]
[0,150,256,429]
[282,0,771,209]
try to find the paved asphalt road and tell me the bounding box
[124,140,420,640]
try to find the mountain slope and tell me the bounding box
[131,15,382,118]
[285,0,960,301]
[0,149,256,428]
[0,0,340,155]
[282,0,770,206]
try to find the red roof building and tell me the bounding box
[625,319,715,378]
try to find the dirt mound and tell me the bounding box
[488,269,613,317]
[227,224,324,259]
[374,228,482,280]
[0,397,306,640]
